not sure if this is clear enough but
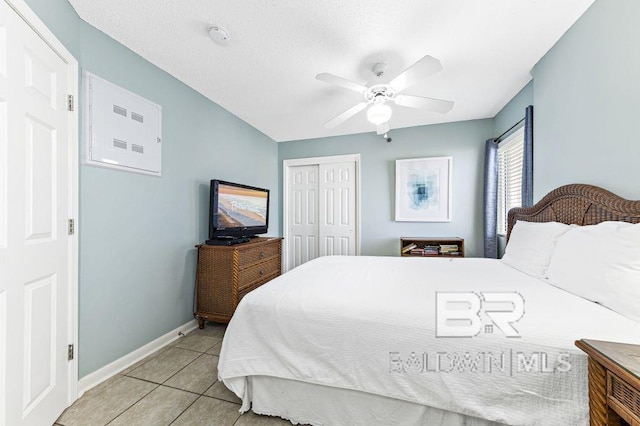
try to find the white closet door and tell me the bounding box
[318,162,356,256]
[287,165,320,269]
[0,1,74,424]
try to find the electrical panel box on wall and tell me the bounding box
[84,70,162,176]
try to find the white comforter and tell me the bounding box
[218,256,640,425]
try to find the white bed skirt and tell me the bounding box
[244,376,504,426]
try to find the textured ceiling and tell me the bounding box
[68,0,594,142]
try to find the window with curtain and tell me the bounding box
[497,127,525,235]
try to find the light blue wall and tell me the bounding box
[531,0,640,200]
[24,0,278,377]
[494,81,533,137]
[278,120,494,257]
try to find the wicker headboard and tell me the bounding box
[507,184,640,241]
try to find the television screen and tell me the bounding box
[217,182,268,229]
[209,180,269,241]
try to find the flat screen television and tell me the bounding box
[207,180,269,245]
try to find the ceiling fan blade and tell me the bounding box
[389,55,443,93]
[316,73,368,93]
[394,94,454,114]
[377,122,390,135]
[324,102,368,129]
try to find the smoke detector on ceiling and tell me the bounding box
[208,26,231,45]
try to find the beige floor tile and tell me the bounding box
[108,386,197,426]
[170,334,221,353]
[206,341,222,356]
[235,411,294,425]
[57,376,157,426]
[120,346,168,376]
[171,396,241,426]
[126,347,200,384]
[203,380,241,404]
[189,322,226,340]
[164,354,218,394]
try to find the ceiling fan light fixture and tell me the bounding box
[367,103,392,125]
[317,54,451,131]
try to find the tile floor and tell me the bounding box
[55,322,291,426]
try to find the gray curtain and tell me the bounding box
[483,139,499,258]
[522,105,534,207]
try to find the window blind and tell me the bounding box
[497,130,524,235]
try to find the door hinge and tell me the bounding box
[68,218,75,235]
[68,344,74,361]
[67,94,74,112]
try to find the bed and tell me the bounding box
[217,184,640,426]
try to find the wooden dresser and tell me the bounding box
[195,237,282,327]
[576,339,640,426]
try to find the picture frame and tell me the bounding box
[395,156,452,222]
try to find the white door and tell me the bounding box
[318,162,356,256]
[287,165,319,269]
[0,1,77,424]
[284,155,359,271]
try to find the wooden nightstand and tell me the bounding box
[575,339,640,426]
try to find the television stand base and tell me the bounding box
[205,237,251,246]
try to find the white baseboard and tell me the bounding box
[77,319,199,397]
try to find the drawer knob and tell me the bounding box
[259,251,265,258]
[259,269,264,276]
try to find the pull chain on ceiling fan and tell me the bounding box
[316,55,454,135]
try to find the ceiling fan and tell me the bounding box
[316,55,454,135]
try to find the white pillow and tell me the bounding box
[545,221,640,323]
[501,220,575,278]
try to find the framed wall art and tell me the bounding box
[395,156,452,222]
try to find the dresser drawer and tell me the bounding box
[608,371,640,423]
[238,257,280,292]
[238,242,280,268]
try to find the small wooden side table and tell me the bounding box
[575,339,640,426]
[400,237,465,257]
